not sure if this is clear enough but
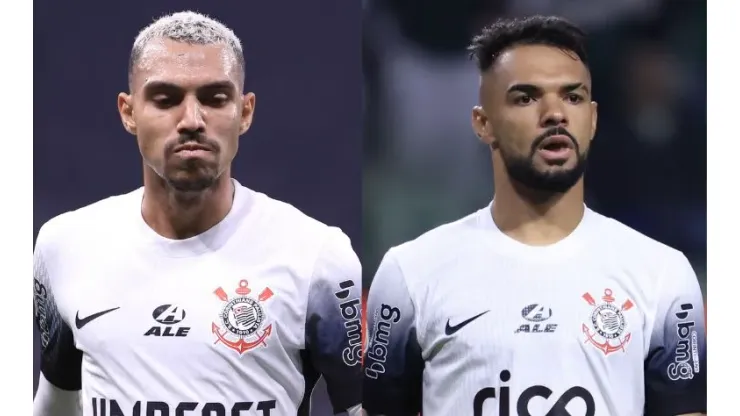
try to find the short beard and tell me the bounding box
[167,174,217,193]
[499,128,588,194]
[165,159,220,193]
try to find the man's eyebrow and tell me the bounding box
[505,82,590,95]
[142,80,237,92]
[142,81,180,91]
[562,82,589,94]
[506,83,541,95]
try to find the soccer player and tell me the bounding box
[363,16,706,416]
[33,11,363,416]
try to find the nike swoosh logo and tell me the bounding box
[445,310,490,336]
[75,307,120,329]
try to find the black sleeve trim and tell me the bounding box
[34,277,82,391]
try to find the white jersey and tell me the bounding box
[363,204,706,416]
[33,180,363,416]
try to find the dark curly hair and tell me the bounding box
[468,15,588,73]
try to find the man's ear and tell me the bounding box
[118,92,137,135]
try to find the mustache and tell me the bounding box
[165,133,221,153]
[531,127,578,150]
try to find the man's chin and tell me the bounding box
[166,174,217,193]
[532,156,580,171]
[507,166,584,194]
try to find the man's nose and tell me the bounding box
[177,96,206,135]
[539,96,568,128]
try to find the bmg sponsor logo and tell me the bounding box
[364,303,401,379]
[33,279,51,348]
[667,303,701,381]
[335,279,363,367]
[91,398,277,415]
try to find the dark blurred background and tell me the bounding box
[33,1,361,414]
[362,0,707,302]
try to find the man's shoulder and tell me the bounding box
[587,209,692,297]
[247,186,340,241]
[36,189,141,250]
[394,209,480,256]
[243,186,356,273]
[590,209,684,261]
[383,209,482,281]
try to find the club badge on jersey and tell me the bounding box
[581,288,635,356]
[212,280,275,356]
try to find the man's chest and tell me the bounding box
[55,253,311,364]
[418,262,651,372]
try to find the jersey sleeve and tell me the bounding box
[363,251,423,416]
[33,225,83,391]
[304,229,363,413]
[644,253,706,416]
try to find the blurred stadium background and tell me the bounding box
[361,0,707,313]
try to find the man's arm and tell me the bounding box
[644,253,706,416]
[303,229,363,415]
[34,374,81,416]
[363,251,423,416]
[33,227,83,416]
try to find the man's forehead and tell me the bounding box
[133,39,240,89]
[485,44,590,91]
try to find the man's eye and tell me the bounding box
[203,94,229,106]
[153,95,175,106]
[514,95,535,105]
[566,93,584,104]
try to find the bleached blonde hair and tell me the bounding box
[128,11,245,88]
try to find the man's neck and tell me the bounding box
[141,172,235,240]
[491,176,585,246]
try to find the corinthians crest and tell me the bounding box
[212,280,274,355]
[582,288,634,356]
